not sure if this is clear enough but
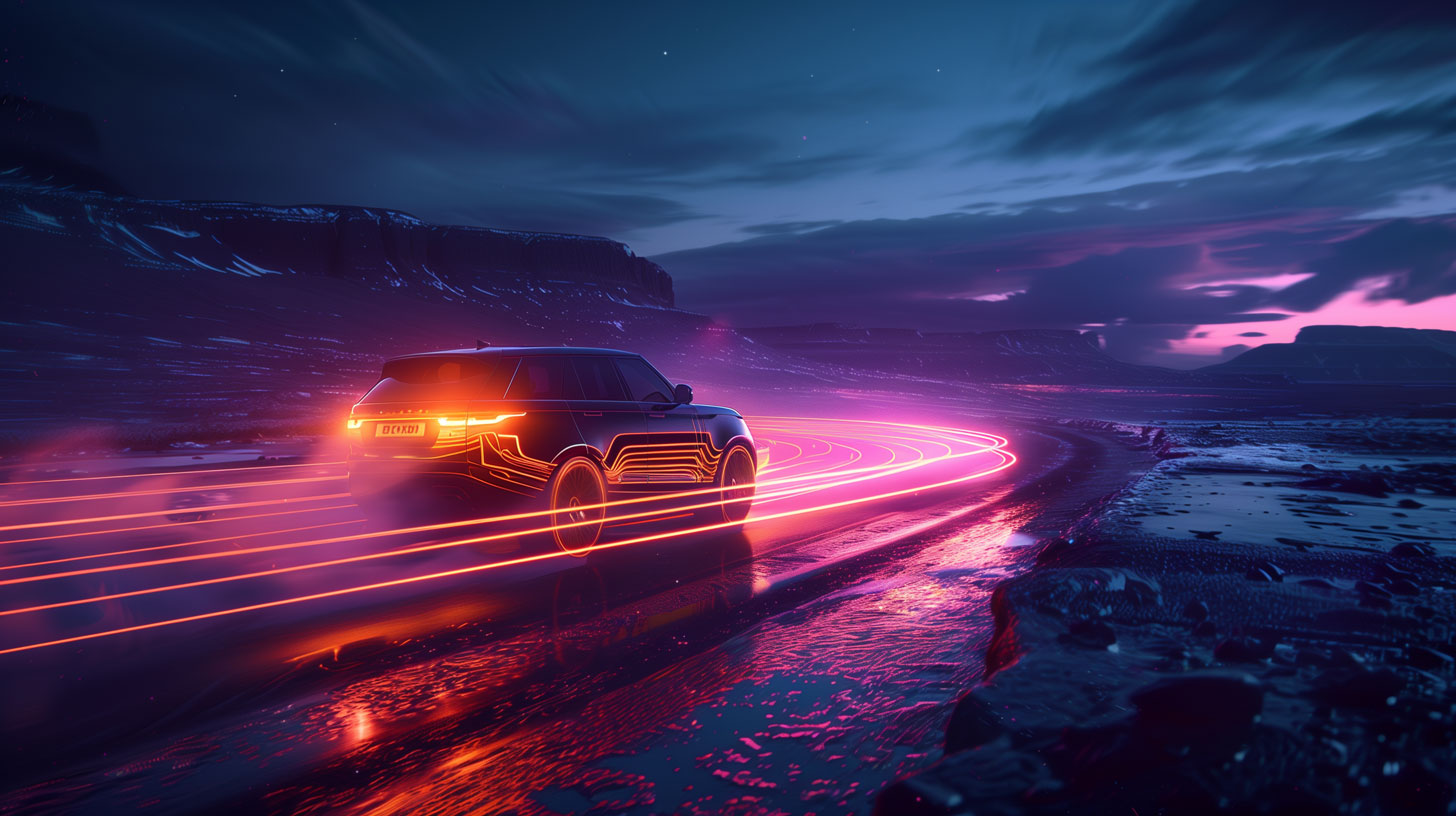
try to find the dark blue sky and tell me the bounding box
[6,0,1455,364]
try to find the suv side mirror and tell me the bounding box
[673,383,694,404]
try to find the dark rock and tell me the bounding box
[1182,599,1210,622]
[1380,561,1418,582]
[1246,560,1285,582]
[1193,620,1217,638]
[1276,536,1319,550]
[1301,464,1319,471]
[1246,784,1341,816]
[1130,672,1263,733]
[1359,593,1393,610]
[1033,537,1073,566]
[874,749,1053,816]
[1215,636,1277,663]
[1355,580,1392,600]
[1404,646,1454,672]
[1190,529,1222,540]
[1390,541,1436,557]
[1314,607,1393,632]
[1060,619,1117,650]
[1396,498,1425,509]
[1385,578,1419,596]
[1307,666,1404,708]
[1376,759,1453,816]
[1298,578,1337,591]
[1294,471,1392,497]
[945,692,1005,752]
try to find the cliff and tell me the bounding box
[0,180,674,308]
[1208,325,1456,382]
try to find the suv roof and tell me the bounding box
[387,346,640,362]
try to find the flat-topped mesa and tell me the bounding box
[1294,325,1456,349]
[1211,325,1456,382]
[0,182,675,308]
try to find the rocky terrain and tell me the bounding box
[880,418,1456,815]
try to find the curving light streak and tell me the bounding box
[0,423,998,586]
[0,473,345,510]
[0,417,1016,655]
[0,460,347,489]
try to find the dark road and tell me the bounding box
[0,416,1147,815]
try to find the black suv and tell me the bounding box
[346,347,756,551]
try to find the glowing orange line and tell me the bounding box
[0,493,355,533]
[0,426,1000,586]
[0,519,366,574]
[0,474,345,509]
[0,447,1015,655]
[0,460,345,488]
[0,501,355,547]
[0,433,1006,623]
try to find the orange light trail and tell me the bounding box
[0,518,366,574]
[0,500,356,547]
[0,492,355,533]
[0,460,345,488]
[0,422,988,587]
[0,428,1015,655]
[0,473,346,509]
[0,428,995,604]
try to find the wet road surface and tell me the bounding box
[0,415,1144,814]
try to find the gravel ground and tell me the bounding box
[880,419,1456,816]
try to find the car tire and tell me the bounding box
[716,444,757,527]
[546,456,607,555]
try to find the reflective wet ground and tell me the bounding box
[0,417,1146,814]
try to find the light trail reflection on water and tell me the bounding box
[0,416,1022,814]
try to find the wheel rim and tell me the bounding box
[552,459,605,554]
[719,446,756,523]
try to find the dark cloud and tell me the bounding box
[995,0,1456,157]
[663,155,1456,359]
[1275,218,1456,311]
[444,188,707,239]
[740,220,845,236]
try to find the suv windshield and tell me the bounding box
[361,355,518,403]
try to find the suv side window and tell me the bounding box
[615,357,673,403]
[573,356,629,401]
[506,356,582,400]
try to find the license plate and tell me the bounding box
[375,421,425,438]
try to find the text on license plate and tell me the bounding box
[376,422,425,438]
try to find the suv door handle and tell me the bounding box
[581,411,602,417]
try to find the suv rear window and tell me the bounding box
[361,356,517,403]
[505,356,582,400]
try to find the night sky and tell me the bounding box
[6,1,1455,365]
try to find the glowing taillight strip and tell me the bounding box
[437,413,525,427]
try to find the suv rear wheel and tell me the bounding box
[548,457,606,555]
